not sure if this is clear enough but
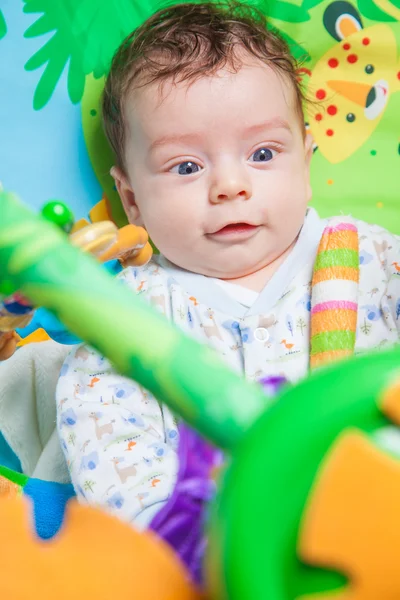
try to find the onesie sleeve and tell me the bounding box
[56,344,179,529]
[378,230,400,335]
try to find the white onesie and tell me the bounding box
[56,208,400,527]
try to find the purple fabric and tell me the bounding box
[150,423,223,584]
[149,375,287,584]
[258,375,288,396]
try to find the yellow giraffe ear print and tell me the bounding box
[336,15,361,38]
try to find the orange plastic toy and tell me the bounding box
[0,495,201,600]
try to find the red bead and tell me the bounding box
[362,37,370,45]
[343,43,351,50]
[328,58,339,68]
[315,113,323,121]
[327,105,337,115]
[326,129,334,136]
[316,89,326,99]
[347,54,358,64]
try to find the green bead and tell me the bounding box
[41,201,75,233]
[0,279,16,298]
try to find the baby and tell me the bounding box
[57,1,400,535]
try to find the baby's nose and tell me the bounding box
[210,175,252,203]
[215,189,250,202]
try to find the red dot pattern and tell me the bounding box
[328,58,339,68]
[362,37,370,45]
[316,89,326,100]
[326,129,334,137]
[343,43,351,51]
[315,114,323,121]
[327,105,337,116]
[347,54,358,64]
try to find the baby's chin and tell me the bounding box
[164,252,271,280]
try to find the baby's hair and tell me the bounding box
[102,1,308,170]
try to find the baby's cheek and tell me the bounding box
[148,209,190,249]
[268,185,294,215]
[268,188,306,235]
[281,171,309,205]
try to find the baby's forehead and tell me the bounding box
[124,61,300,138]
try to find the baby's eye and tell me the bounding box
[250,147,277,162]
[170,161,202,175]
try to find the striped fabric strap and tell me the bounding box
[310,221,359,370]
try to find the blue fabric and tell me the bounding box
[0,432,22,472]
[16,308,81,344]
[24,478,76,539]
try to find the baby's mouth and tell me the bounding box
[213,223,258,235]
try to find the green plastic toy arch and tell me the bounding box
[1,190,400,599]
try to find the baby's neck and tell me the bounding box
[219,238,296,293]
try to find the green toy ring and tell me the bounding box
[208,346,400,599]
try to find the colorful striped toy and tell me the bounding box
[310,220,359,369]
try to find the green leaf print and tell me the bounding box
[357,0,400,21]
[273,27,311,62]
[0,10,7,40]
[83,480,96,493]
[301,0,327,9]
[23,0,157,110]
[260,0,311,22]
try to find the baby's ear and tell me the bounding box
[304,132,314,164]
[110,166,141,223]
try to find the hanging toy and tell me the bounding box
[0,198,153,360]
[69,221,152,267]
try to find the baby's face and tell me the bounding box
[115,56,313,279]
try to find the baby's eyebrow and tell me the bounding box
[149,132,202,153]
[148,116,291,153]
[243,117,292,136]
